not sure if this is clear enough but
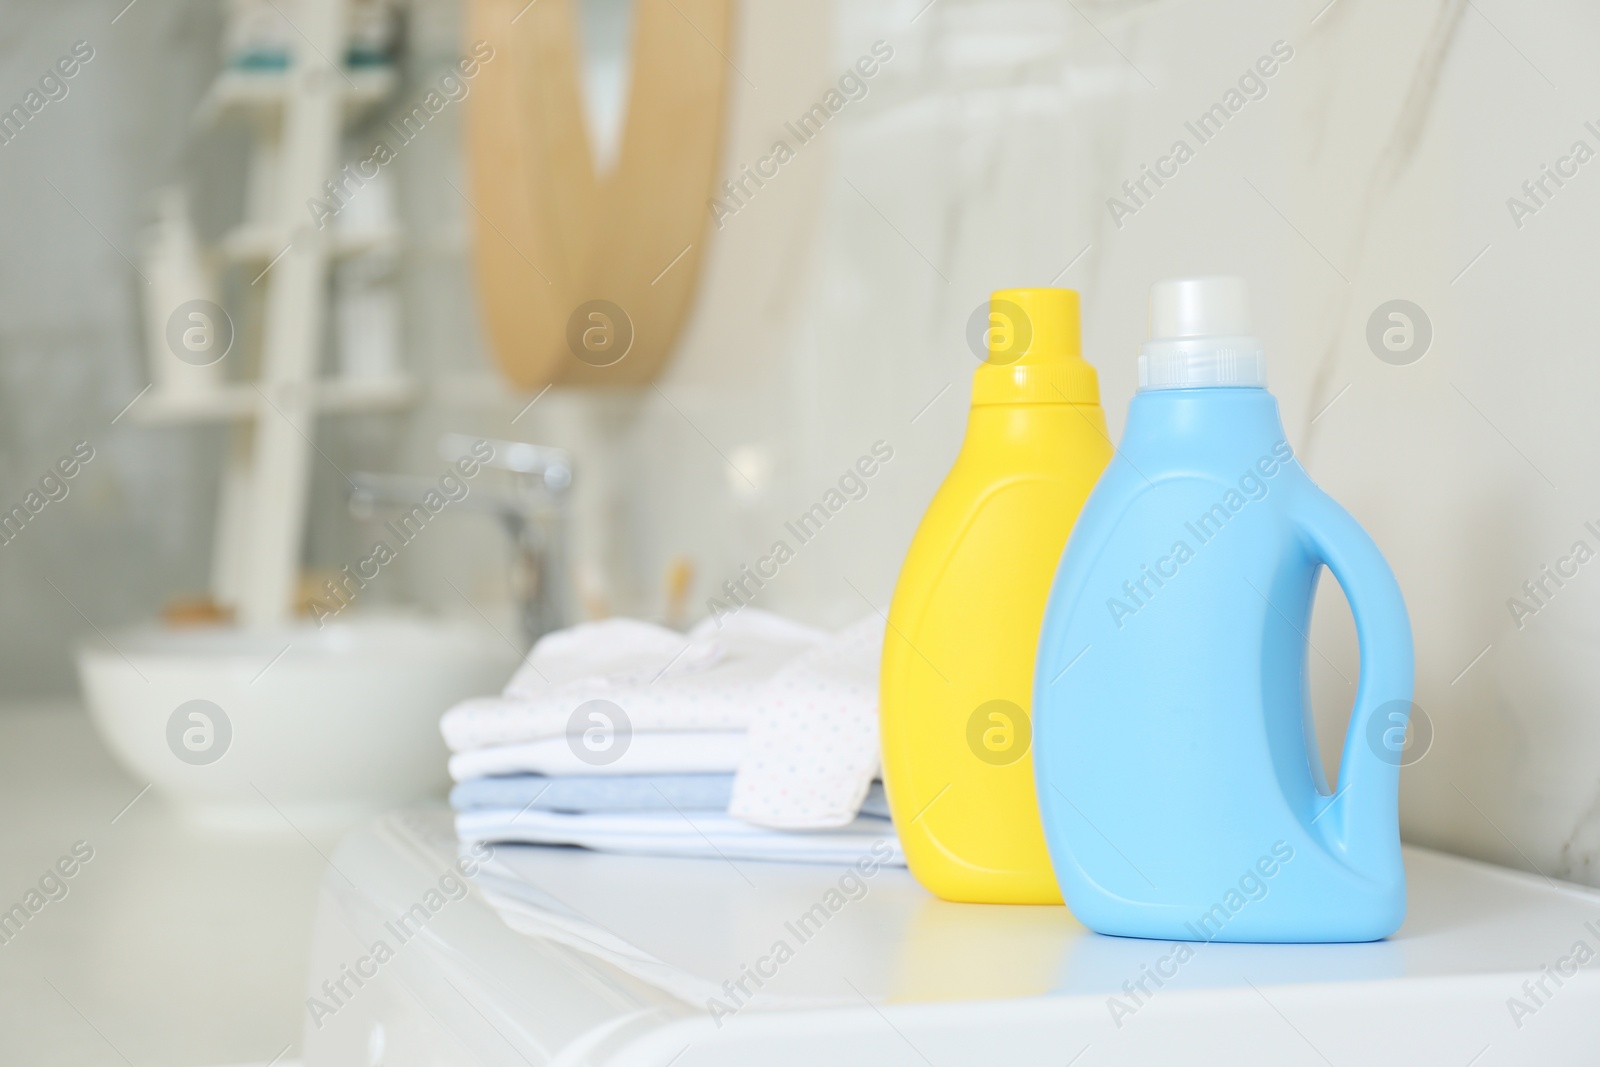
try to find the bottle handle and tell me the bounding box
[1294,490,1414,879]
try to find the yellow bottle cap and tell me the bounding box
[971,288,1101,405]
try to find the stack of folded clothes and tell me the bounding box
[442,610,903,865]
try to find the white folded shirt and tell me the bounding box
[440,609,891,832]
[448,731,747,781]
[440,610,827,752]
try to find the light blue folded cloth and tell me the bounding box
[458,809,903,866]
[451,774,890,819]
[450,774,731,813]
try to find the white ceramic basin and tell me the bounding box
[77,617,519,833]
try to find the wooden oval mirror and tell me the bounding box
[464,0,733,389]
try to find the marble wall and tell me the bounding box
[538,0,1600,887]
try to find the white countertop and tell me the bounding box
[0,705,325,1067]
[304,811,1600,1066]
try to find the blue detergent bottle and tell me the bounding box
[1033,276,1414,943]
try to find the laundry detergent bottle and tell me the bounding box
[1033,276,1414,942]
[881,288,1111,904]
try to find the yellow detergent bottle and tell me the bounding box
[881,288,1111,904]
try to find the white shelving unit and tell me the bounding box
[217,220,401,263]
[194,63,396,126]
[132,377,419,426]
[134,0,412,628]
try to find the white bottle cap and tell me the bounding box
[1138,276,1266,389]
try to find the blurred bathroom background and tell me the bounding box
[4,0,1600,1057]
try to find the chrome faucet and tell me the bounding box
[348,434,573,647]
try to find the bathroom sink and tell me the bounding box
[76,617,519,833]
